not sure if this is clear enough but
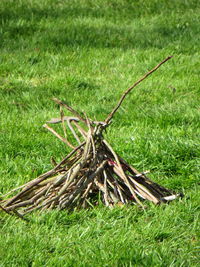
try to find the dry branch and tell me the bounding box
[105,56,173,124]
[0,56,182,219]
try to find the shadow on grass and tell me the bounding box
[0,1,199,52]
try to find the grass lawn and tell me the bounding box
[0,0,199,266]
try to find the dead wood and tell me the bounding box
[0,56,182,219]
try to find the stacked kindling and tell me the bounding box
[0,100,180,217]
[0,57,181,219]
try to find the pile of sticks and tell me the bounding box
[0,57,181,219]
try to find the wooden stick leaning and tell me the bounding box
[0,56,181,218]
[105,56,173,124]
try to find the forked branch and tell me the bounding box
[105,56,173,124]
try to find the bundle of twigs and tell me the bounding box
[0,56,181,219]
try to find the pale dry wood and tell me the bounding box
[67,117,82,145]
[60,106,67,139]
[52,98,88,125]
[0,204,28,221]
[104,140,144,207]
[60,160,108,209]
[43,123,75,149]
[0,56,180,217]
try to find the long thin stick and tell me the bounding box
[0,205,28,221]
[43,123,75,149]
[105,56,173,124]
[52,98,87,125]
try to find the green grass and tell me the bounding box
[0,0,200,266]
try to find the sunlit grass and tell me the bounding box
[0,0,200,266]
